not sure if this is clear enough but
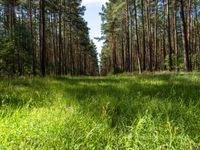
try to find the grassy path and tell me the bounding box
[0,74,200,149]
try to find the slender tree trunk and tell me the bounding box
[112,31,117,74]
[125,0,130,72]
[154,0,158,70]
[162,0,166,70]
[167,0,173,71]
[63,26,67,74]
[58,0,62,75]
[194,0,200,70]
[141,0,146,71]
[173,0,178,72]
[130,17,133,72]
[134,0,141,74]
[121,35,124,71]
[180,0,190,71]
[146,0,152,71]
[29,0,36,75]
[69,7,74,75]
[10,0,16,75]
[187,0,192,70]
[40,0,46,76]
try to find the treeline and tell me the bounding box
[0,0,99,76]
[100,0,200,75]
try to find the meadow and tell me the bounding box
[0,73,200,149]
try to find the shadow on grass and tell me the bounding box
[0,78,54,108]
[53,75,200,142]
[1,75,199,142]
[55,74,200,104]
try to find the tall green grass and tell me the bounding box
[0,74,200,149]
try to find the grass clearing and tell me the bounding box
[0,74,200,149]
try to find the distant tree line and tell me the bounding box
[0,0,99,76]
[100,0,200,75]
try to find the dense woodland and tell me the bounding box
[1,0,200,77]
[100,0,200,75]
[0,0,99,76]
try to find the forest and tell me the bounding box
[100,0,200,75]
[0,0,200,149]
[0,0,99,76]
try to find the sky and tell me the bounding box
[82,0,108,56]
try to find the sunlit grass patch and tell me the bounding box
[0,74,200,149]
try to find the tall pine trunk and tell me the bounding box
[162,0,166,70]
[173,0,178,72]
[154,0,158,70]
[180,0,190,71]
[29,0,36,75]
[141,0,146,71]
[58,0,62,75]
[167,0,173,71]
[146,0,152,71]
[125,0,130,72]
[134,0,141,73]
[40,0,46,76]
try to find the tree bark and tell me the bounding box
[29,0,36,75]
[187,0,192,70]
[141,0,146,71]
[154,0,158,70]
[173,0,178,72]
[58,0,62,75]
[125,0,130,72]
[167,0,173,71]
[162,0,166,70]
[146,0,152,71]
[134,0,141,73]
[40,0,46,76]
[180,0,190,71]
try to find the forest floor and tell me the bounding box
[0,73,200,149]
